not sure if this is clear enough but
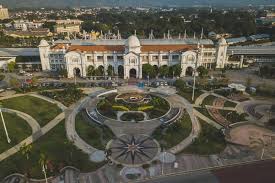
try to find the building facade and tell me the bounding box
[39,35,227,79]
[0,5,9,20]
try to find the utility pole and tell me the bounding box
[0,106,11,144]
[192,44,200,102]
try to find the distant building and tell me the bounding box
[0,5,9,20]
[266,12,275,18]
[4,28,52,38]
[55,19,83,25]
[54,24,81,34]
[13,20,44,30]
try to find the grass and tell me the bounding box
[195,107,216,122]
[183,119,226,155]
[0,120,105,180]
[152,112,192,149]
[75,111,114,150]
[120,112,145,121]
[224,101,237,108]
[2,95,62,127]
[0,112,32,153]
[0,74,5,81]
[201,95,217,106]
[219,110,248,123]
[177,87,203,103]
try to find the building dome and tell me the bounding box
[218,37,227,45]
[126,35,141,48]
[39,39,49,47]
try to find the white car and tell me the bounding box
[24,73,33,77]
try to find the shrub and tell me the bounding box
[138,106,154,111]
[112,105,129,111]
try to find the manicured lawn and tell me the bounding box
[224,101,237,108]
[219,110,248,123]
[183,119,226,155]
[75,111,114,150]
[195,107,216,122]
[152,112,192,149]
[97,93,170,120]
[0,120,105,180]
[2,96,62,127]
[201,95,217,106]
[120,112,145,122]
[0,112,32,153]
[178,87,203,103]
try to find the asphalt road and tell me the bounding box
[139,160,275,183]
[138,171,218,183]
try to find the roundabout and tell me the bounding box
[67,86,198,168]
[106,134,160,166]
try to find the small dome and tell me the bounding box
[39,39,49,47]
[218,37,227,45]
[126,35,141,48]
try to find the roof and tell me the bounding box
[54,38,214,46]
[52,44,197,53]
[228,45,275,55]
[0,48,40,57]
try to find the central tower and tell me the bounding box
[124,35,142,79]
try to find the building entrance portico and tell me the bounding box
[129,68,137,78]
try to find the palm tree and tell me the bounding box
[39,153,48,183]
[0,102,11,143]
[20,143,33,160]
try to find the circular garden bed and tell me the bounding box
[97,92,170,121]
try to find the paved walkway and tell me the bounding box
[65,89,106,156]
[0,93,66,162]
[0,112,65,162]
[168,94,201,154]
[193,109,223,130]
[195,92,210,106]
[2,108,41,133]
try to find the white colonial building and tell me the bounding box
[38,35,228,79]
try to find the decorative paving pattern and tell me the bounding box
[107,134,160,166]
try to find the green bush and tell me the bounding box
[138,106,154,111]
[112,105,129,111]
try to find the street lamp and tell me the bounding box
[42,163,48,183]
[192,43,201,102]
[0,104,11,143]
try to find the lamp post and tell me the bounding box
[0,104,11,143]
[42,163,48,183]
[192,43,201,102]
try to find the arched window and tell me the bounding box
[186,55,195,62]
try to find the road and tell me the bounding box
[139,160,275,183]
[138,171,218,183]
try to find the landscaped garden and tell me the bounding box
[75,111,114,150]
[97,92,170,120]
[201,95,217,106]
[2,96,62,126]
[0,120,105,180]
[183,119,226,155]
[152,112,192,149]
[219,110,248,123]
[120,112,145,122]
[0,112,32,153]
[39,86,86,106]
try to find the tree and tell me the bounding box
[9,77,20,88]
[142,64,157,78]
[20,143,33,160]
[169,64,182,77]
[7,61,16,72]
[159,65,169,77]
[87,65,95,76]
[58,69,68,78]
[197,66,208,78]
[107,65,114,76]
